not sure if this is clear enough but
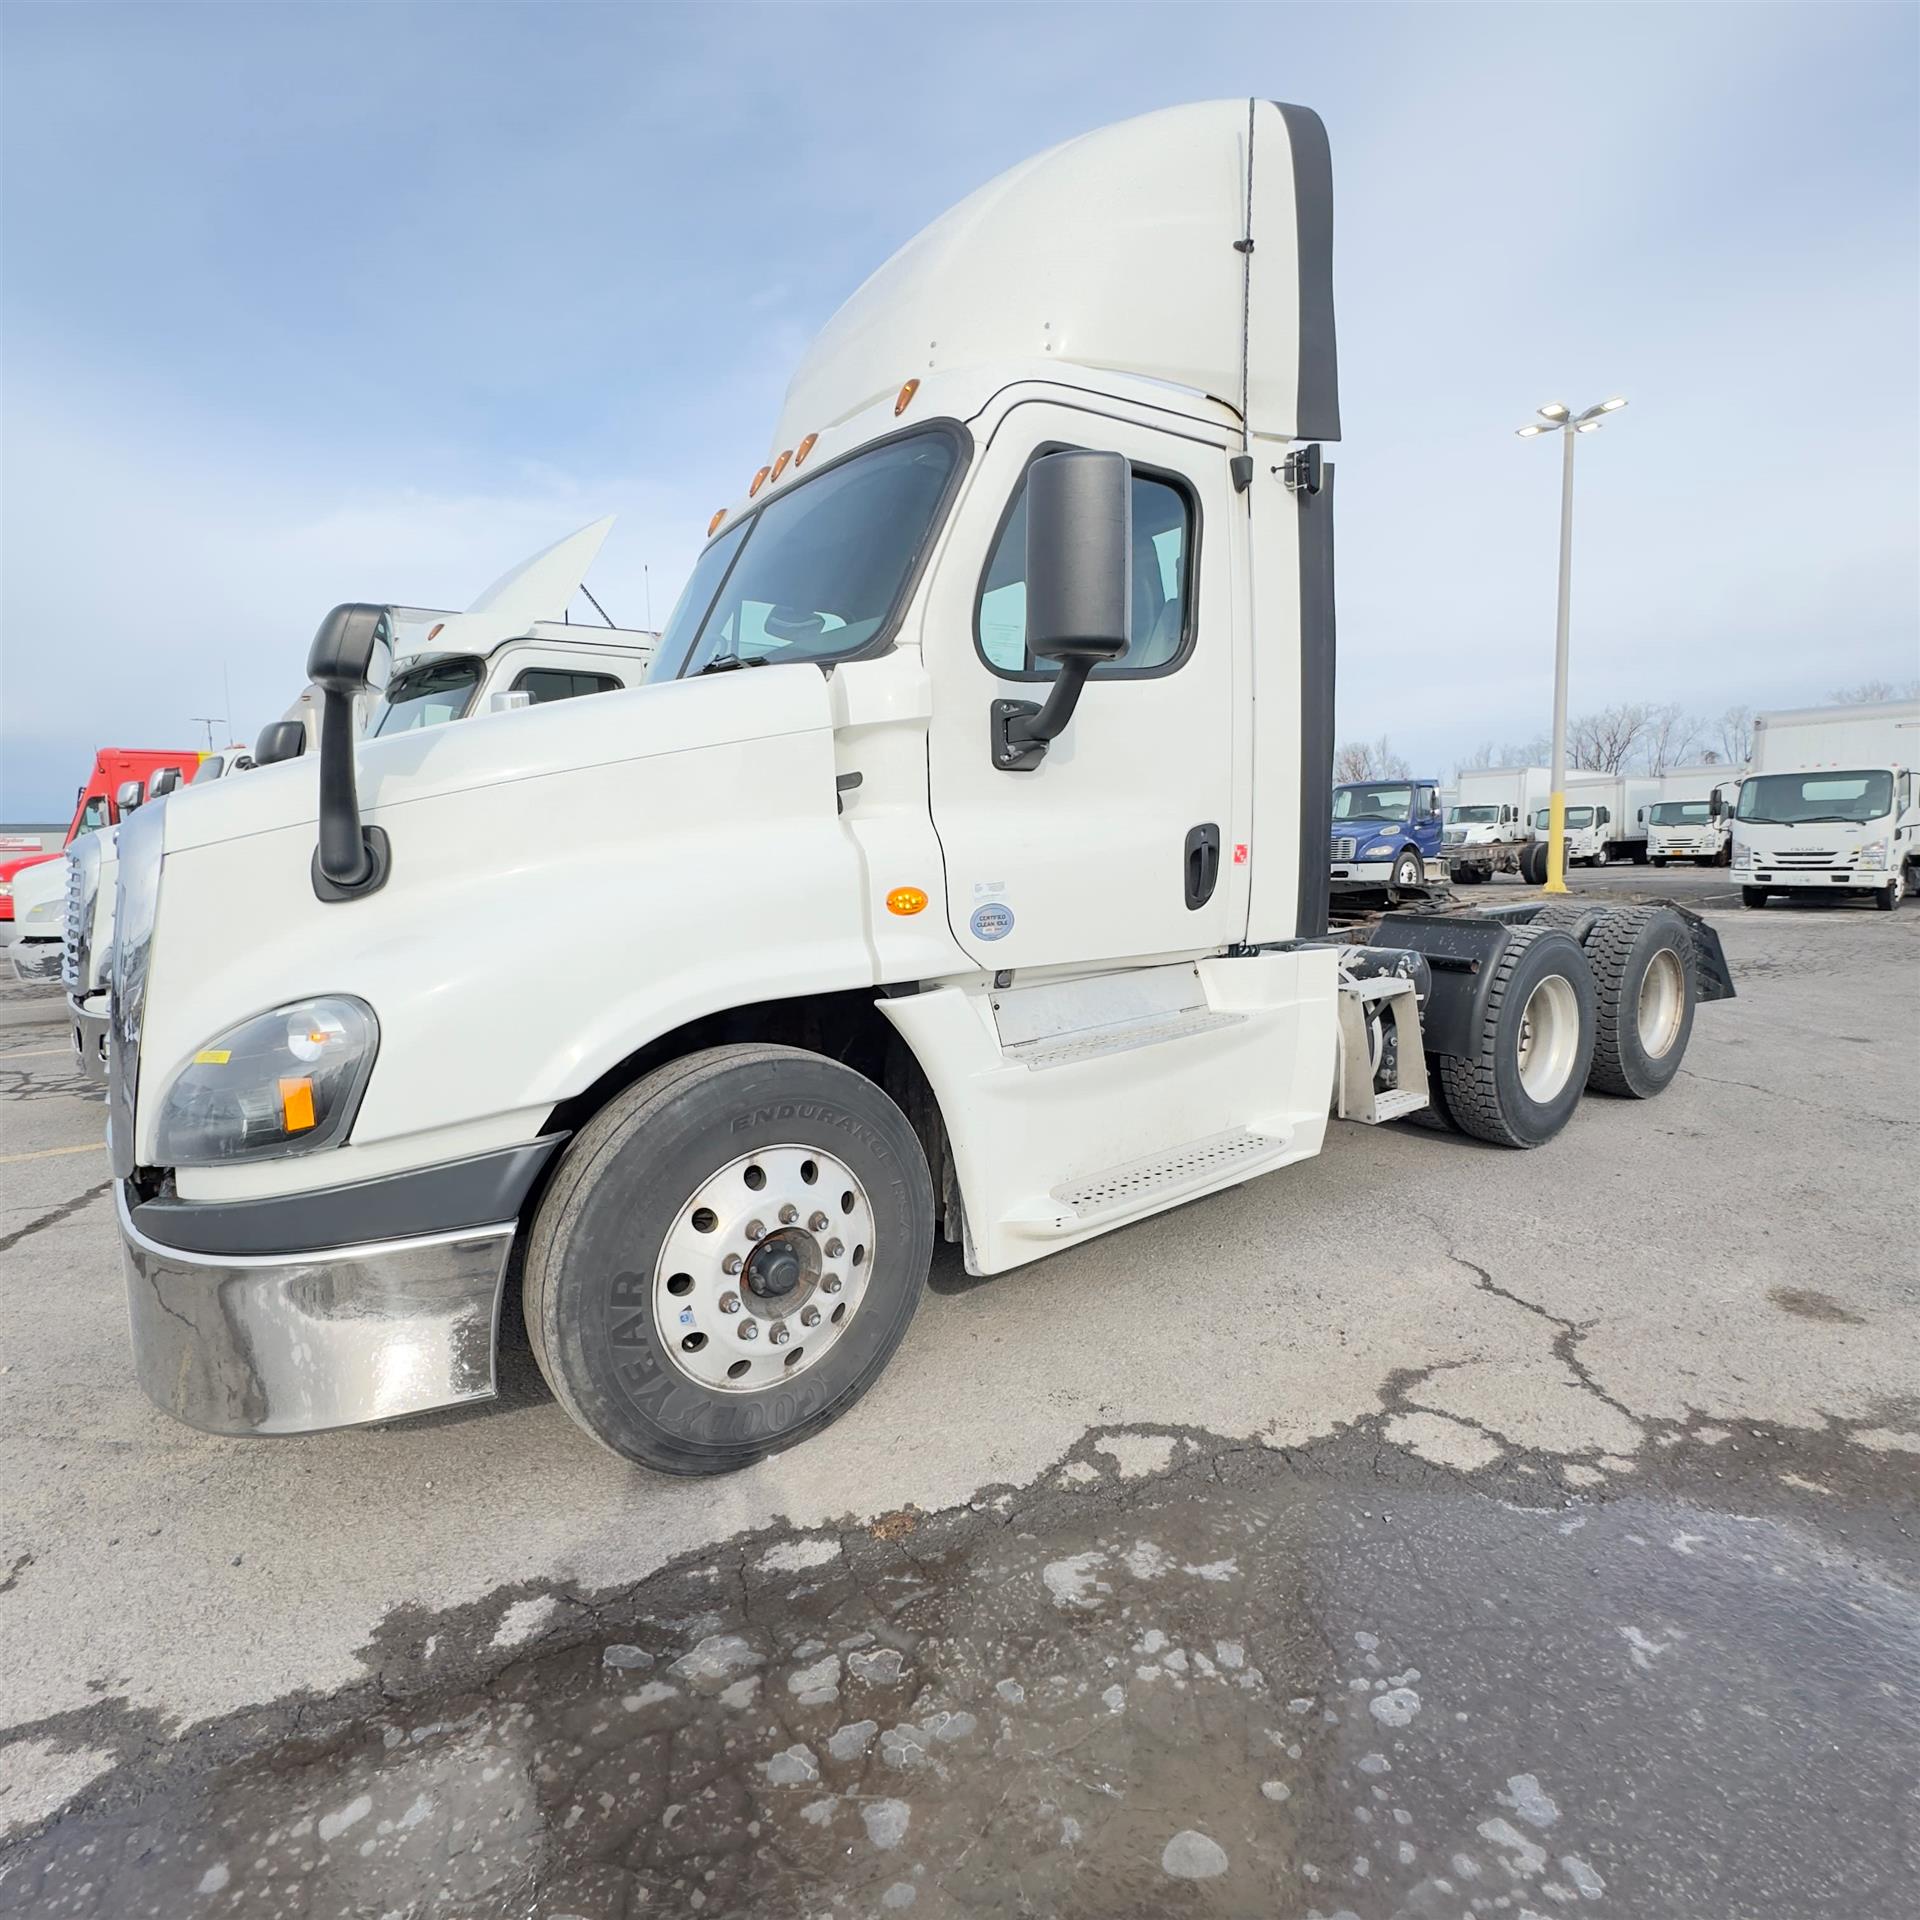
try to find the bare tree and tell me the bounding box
[1716,704,1755,766]
[1829,677,1920,704]
[1459,741,1499,772]
[1567,703,1651,773]
[1334,735,1412,782]
[1638,704,1705,775]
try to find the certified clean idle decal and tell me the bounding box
[969,902,1015,941]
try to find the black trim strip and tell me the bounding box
[130,1136,567,1257]
[1271,102,1341,442]
[1295,462,1337,940]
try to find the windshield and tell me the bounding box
[1449,805,1499,824]
[369,656,484,735]
[645,430,961,683]
[1535,807,1595,829]
[1650,801,1712,825]
[1736,769,1894,824]
[1333,783,1413,822]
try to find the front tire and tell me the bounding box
[1741,886,1769,909]
[1437,927,1596,1149]
[524,1044,932,1474]
[1651,856,1668,869]
[1392,848,1424,891]
[1875,870,1905,911]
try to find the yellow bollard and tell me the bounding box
[1543,791,1569,894]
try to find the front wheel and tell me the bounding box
[1875,869,1905,911]
[1741,886,1769,909]
[1392,848,1424,890]
[1651,857,1669,869]
[524,1044,932,1474]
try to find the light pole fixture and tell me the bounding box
[1515,397,1627,893]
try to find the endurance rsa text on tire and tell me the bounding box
[1583,905,1696,1098]
[1436,927,1596,1149]
[524,1044,933,1474]
[1741,886,1769,909]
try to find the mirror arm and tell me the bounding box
[991,658,1097,773]
[311,691,391,901]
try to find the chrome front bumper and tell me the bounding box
[117,1185,515,1435]
[70,992,109,1084]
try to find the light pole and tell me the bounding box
[1516,396,1626,893]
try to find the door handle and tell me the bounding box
[1184,823,1221,910]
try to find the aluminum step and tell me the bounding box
[1037,1127,1289,1233]
[1367,1087,1429,1124]
[1003,1006,1246,1072]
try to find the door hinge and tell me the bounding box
[1279,444,1323,496]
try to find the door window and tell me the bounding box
[976,463,1195,679]
[78,797,109,833]
[511,668,624,704]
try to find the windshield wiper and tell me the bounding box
[692,654,768,677]
[1793,814,1868,824]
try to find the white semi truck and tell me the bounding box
[59,524,654,1080]
[1734,700,1919,910]
[1530,774,1660,868]
[98,101,1733,1474]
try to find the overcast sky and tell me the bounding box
[2,1,1915,815]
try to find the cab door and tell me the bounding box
[924,403,1244,972]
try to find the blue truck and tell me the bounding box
[1330,776,1445,891]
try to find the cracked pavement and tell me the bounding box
[0,876,1915,1916]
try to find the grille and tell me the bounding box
[1767,849,1848,868]
[61,856,87,991]
[1332,837,1357,860]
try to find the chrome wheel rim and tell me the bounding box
[1515,974,1579,1102]
[1637,948,1686,1058]
[652,1145,873,1392]
[1395,854,1421,886]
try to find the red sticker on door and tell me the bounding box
[1233,843,1249,865]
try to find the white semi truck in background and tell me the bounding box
[1443,766,1572,885]
[1735,699,1919,910]
[56,524,655,1076]
[94,101,1733,1477]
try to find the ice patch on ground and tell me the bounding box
[1043,1550,1111,1609]
[1499,1773,1560,1829]
[1369,1687,1421,1728]
[1161,1829,1229,1878]
[863,1798,911,1850]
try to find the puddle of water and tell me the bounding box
[5,1475,1916,1918]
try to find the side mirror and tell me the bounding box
[148,768,181,798]
[115,779,145,814]
[1709,793,1723,818]
[254,720,308,766]
[991,450,1131,772]
[305,603,395,900]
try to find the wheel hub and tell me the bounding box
[651,1145,872,1393]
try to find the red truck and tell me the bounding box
[0,747,202,921]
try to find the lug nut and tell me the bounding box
[738,1321,759,1341]
[809,1211,830,1233]
[770,1322,791,1346]
[825,1238,844,1259]
[746,1220,766,1241]
[722,1253,742,1275]
[719,1292,742,1315]
[822,1274,842,1295]
[779,1203,799,1225]
[800,1306,822,1328]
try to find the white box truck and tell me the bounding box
[1647,765,1741,867]
[1531,774,1660,867]
[1734,700,1920,910]
[96,102,1734,1474]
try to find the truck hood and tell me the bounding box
[163,666,835,855]
[0,849,60,886]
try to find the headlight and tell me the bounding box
[0,883,12,900]
[1732,843,1753,868]
[153,996,378,1166]
[1362,841,1394,857]
[1858,839,1888,868]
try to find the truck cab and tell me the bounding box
[1648,798,1722,866]
[0,748,197,924]
[1330,777,1443,888]
[98,101,1732,1476]
[1534,800,1607,865]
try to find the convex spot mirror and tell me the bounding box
[991,449,1132,773]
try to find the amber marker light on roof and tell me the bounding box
[770,449,792,483]
[748,465,772,497]
[894,379,919,416]
[707,508,727,536]
[794,432,818,466]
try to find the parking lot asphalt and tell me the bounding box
[1,868,1914,1916]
